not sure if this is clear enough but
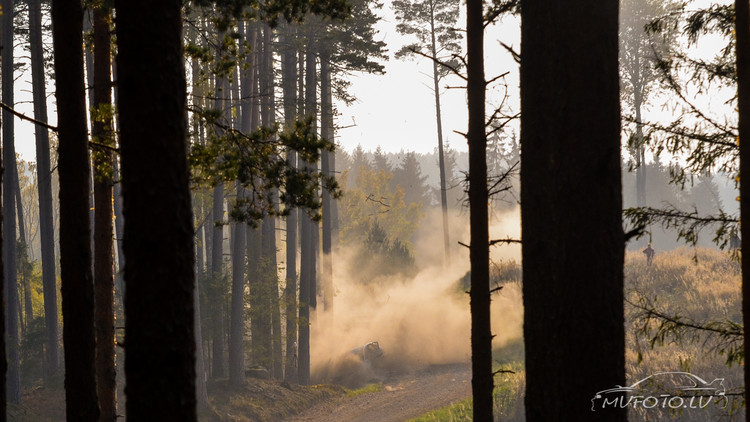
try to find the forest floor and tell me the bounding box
[287,362,472,422]
[7,363,470,421]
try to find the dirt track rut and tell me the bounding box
[286,363,472,422]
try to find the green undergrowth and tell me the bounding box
[346,383,383,397]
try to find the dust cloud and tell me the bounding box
[310,207,524,380]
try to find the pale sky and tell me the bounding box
[335,7,520,154]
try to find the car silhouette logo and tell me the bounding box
[591,372,725,411]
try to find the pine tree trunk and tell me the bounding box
[190,40,208,398]
[281,23,299,382]
[520,1,625,420]
[14,167,25,247]
[298,39,318,386]
[227,22,248,387]
[247,223,263,364]
[465,0,492,418]
[246,33,266,368]
[115,0,197,418]
[429,3,451,265]
[2,0,20,404]
[92,5,117,420]
[21,245,32,335]
[634,74,646,207]
[0,89,6,420]
[733,2,750,421]
[229,181,246,386]
[194,272,209,410]
[14,173,31,336]
[83,11,96,261]
[262,24,284,380]
[29,0,59,379]
[111,59,125,298]
[112,158,125,291]
[51,0,99,418]
[210,27,228,378]
[320,49,334,314]
[307,43,319,314]
[211,182,226,379]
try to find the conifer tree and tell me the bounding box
[91,3,117,419]
[393,0,461,264]
[115,0,197,418]
[28,0,55,359]
[51,0,99,417]
[1,0,20,404]
[521,1,625,420]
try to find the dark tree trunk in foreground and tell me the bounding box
[465,0,492,419]
[0,75,7,422]
[734,2,750,421]
[521,1,625,420]
[115,0,197,419]
[92,4,117,421]
[2,0,20,404]
[51,0,99,419]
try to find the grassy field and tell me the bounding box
[625,247,744,421]
[410,247,745,421]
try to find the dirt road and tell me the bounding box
[287,363,472,422]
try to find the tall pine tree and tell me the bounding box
[521,1,625,420]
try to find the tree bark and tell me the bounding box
[320,48,334,314]
[633,58,647,208]
[210,182,226,379]
[51,0,99,418]
[281,23,299,382]
[14,173,31,337]
[734,2,750,422]
[298,38,318,386]
[211,28,228,379]
[194,269,209,410]
[29,0,60,379]
[520,1,625,420]
[0,49,6,420]
[262,24,284,380]
[115,0,197,419]
[229,181,246,386]
[92,5,117,420]
[465,0,492,418]
[429,2,451,265]
[1,0,20,404]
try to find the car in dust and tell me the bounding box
[348,341,384,363]
[315,341,385,388]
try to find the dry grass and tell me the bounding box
[625,247,744,421]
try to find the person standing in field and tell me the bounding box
[643,243,655,266]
